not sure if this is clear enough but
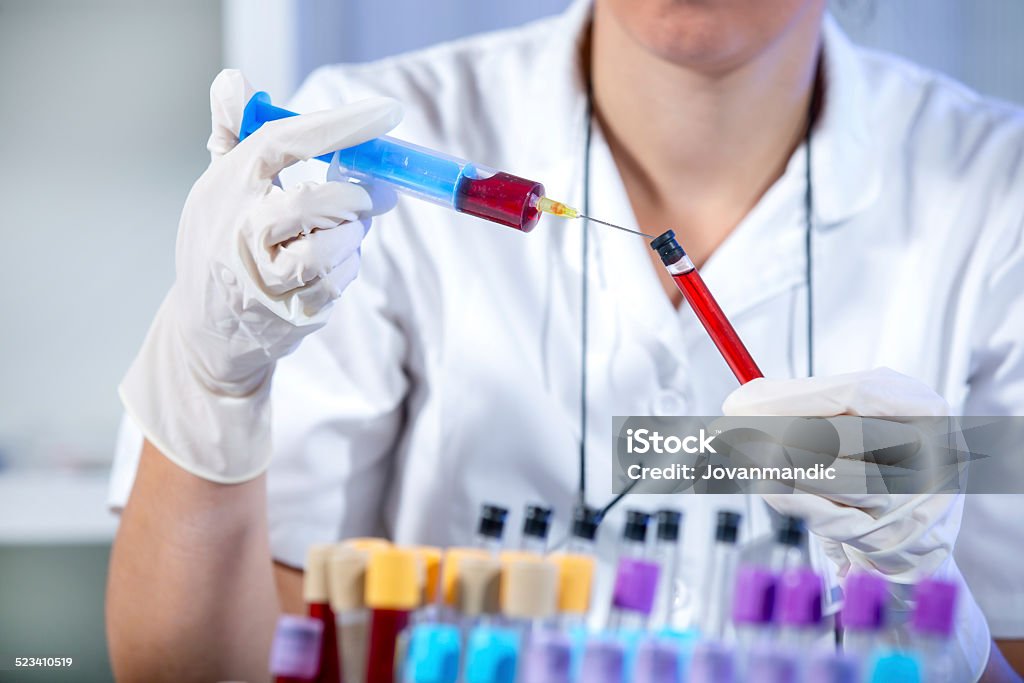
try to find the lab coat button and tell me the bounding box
[651,390,688,416]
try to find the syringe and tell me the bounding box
[239,92,651,237]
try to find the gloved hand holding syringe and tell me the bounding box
[240,91,653,238]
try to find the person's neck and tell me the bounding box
[590,4,824,268]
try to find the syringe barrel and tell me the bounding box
[240,92,544,231]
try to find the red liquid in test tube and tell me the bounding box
[304,545,340,683]
[363,547,421,683]
[651,231,764,384]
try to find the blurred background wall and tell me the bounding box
[0,1,1022,680]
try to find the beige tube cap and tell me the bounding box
[551,552,595,614]
[327,546,369,612]
[303,543,335,604]
[441,548,490,606]
[500,555,559,620]
[453,555,502,617]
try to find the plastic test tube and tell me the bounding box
[239,92,548,232]
[910,578,958,683]
[731,564,778,645]
[519,505,554,554]
[777,566,825,647]
[632,637,683,683]
[270,614,325,683]
[579,637,627,683]
[840,572,887,660]
[567,504,601,555]
[304,544,341,683]
[700,510,743,640]
[364,547,421,683]
[649,509,683,632]
[326,545,372,683]
[770,516,808,573]
[650,231,763,384]
[396,547,458,683]
[519,629,573,683]
[476,504,510,556]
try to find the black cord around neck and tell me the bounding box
[577,65,819,512]
[804,67,821,379]
[578,96,593,508]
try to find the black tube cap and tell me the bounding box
[572,504,602,541]
[776,515,806,547]
[650,230,686,266]
[477,503,509,540]
[623,510,651,543]
[656,509,683,542]
[522,504,554,540]
[715,510,742,544]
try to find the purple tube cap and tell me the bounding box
[690,641,735,683]
[842,572,887,631]
[268,614,323,680]
[732,565,777,625]
[580,637,626,683]
[633,638,680,683]
[777,567,824,628]
[612,557,660,614]
[521,631,573,683]
[912,578,958,638]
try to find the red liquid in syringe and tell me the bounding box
[652,230,763,385]
[454,172,545,232]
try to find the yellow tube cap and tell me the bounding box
[410,546,443,604]
[365,547,420,610]
[551,552,595,614]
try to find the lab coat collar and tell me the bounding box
[812,15,884,227]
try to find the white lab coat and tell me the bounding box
[111,0,1024,660]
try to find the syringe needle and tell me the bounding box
[535,196,655,239]
[577,214,656,239]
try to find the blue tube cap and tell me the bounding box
[464,626,520,683]
[404,624,462,683]
[869,653,922,683]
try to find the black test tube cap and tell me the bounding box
[650,230,686,267]
[572,504,602,542]
[522,504,554,540]
[715,510,742,544]
[776,515,806,547]
[656,509,683,542]
[623,510,651,543]
[477,503,509,540]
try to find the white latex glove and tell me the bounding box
[119,69,402,483]
[723,367,991,680]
